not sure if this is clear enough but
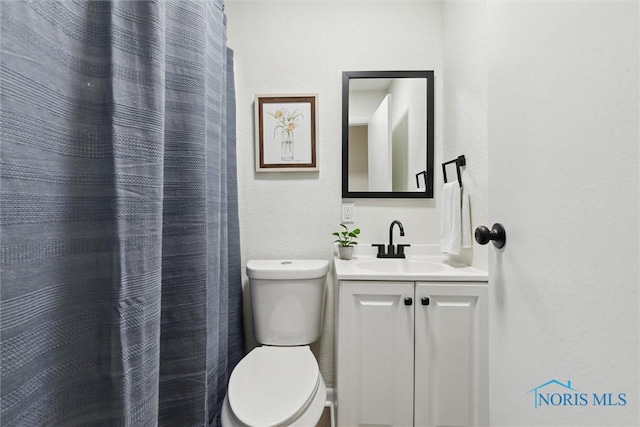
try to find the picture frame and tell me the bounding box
[255,94,318,172]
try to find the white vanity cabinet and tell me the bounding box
[413,282,488,427]
[336,281,415,426]
[336,280,488,427]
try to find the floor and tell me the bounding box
[315,407,332,427]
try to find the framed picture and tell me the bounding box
[255,94,318,172]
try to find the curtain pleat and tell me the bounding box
[0,1,244,426]
[224,46,244,412]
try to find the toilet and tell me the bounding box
[221,259,329,427]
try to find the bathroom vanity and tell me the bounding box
[333,249,488,427]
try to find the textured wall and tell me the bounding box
[442,0,489,271]
[225,0,447,387]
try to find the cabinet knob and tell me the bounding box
[404,297,413,306]
[421,297,430,306]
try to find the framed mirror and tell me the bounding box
[342,70,434,198]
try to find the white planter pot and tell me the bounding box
[338,246,354,260]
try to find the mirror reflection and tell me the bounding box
[342,71,434,198]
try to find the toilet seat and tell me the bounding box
[227,346,320,427]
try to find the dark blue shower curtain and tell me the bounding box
[0,1,244,425]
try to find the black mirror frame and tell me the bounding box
[342,70,434,198]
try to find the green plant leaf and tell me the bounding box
[333,223,359,247]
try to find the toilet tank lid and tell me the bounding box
[246,260,329,280]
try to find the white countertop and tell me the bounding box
[332,245,488,282]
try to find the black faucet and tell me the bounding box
[372,220,411,258]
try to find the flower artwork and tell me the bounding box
[268,108,303,161]
[255,95,318,172]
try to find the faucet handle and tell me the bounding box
[397,244,411,256]
[371,244,386,257]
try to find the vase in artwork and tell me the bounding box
[281,129,294,160]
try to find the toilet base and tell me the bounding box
[221,374,327,427]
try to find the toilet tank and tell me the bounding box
[247,260,329,346]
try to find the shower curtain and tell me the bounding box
[0,1,244,425]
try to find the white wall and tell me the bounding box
[368,94,392,191]
[225,0,445,387]
[442,0,489,271]
[389,78,427,191]
[349,89,387,125]
[487,1,639,425]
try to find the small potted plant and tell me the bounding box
[333,223,360,260]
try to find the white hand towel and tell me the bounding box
[461,187,472,249]
[440,182,461,255]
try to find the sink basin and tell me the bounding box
[354,259,446,274]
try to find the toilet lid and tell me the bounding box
[228,346,320,427]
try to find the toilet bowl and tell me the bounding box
[221,346,326,427]
[221,260,329,427]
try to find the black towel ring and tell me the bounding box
[442,155,466,188]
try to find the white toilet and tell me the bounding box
[221,259,329,427]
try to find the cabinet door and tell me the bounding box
[414,283,488,427]
[337,281,414,427]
